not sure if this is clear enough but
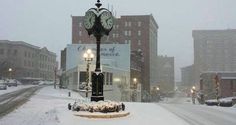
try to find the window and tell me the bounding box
[125,22,128,27]
[125,31,128,36]
[113,33,116,38]
[28,52,30,58]
[24,60,26,66]
[125,40,128,44]
[138,40,141,46]
[7,49,11,55]
[13,49,17,56]
[79,71,86,84]
[79,31,82,36]
[79,22,82,27]
[231,80,234,89]
[138,21,141,27]
[138,30,141,36]
[128,22,132,27]
[28,61,31,67]
[0,49,4,55]
[129,31,132,36]
[110,73,113,85]
[116,34,119,38]
[129,40,131,44]
[106,72,109,85]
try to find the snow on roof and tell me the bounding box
[221,77,236,80]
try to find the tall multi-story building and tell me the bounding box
[0,40,57,81]
[155,55,175,92]
[192,29,236,83]
[181,65,194,88]
[71,15,159,97]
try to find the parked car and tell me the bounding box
[0,80,7,90]
[6,79,17,87]
[32,81,40,85]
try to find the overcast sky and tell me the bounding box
[1,0,236,81]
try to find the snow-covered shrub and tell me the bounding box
[71,100,125,113]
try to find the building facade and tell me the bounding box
[71,15,159,97]
[155,55,175,92]
[181,65,194,88]
[63,43,135,101]
[200,72,236,99]
[192,29,236,83]
[0,40,57,81]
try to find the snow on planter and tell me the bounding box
[69,100,125,113]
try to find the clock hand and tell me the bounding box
[106,17,111,24]
[89,18,92,25]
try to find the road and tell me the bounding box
[0,86,43,118]
[160,102,236,125]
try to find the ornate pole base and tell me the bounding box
[91,72,104,102]
[91,96,104,102]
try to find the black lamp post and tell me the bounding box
[83,49,94,98]
[83,0,114,101]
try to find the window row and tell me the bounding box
[24,60,35,68]
[24,51,35,58]
[124,40,142,46]
[125,21,142,27]
[24,60,54,70]
[124,30,141,36]
[23,72,53,79]
[0,49,18,56]
[40,54,55,63]
[104,72,113,85]
[40,63,55,70]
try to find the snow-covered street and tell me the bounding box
[0,85,36,96]
[160,103,236,125]
[0,86,188,125]
[0,86,236,125]
[0,86,42,117]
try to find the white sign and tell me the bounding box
[66,44,130,71]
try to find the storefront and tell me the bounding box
[65,44,131,101]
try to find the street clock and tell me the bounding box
[83,0,114,102]
[100,10,113,31]
[84,11,96,30]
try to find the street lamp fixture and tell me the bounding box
[191,86,196,93]
[8,68,13,79]
[83,49,94,98]
[156,87,160,91]
[133,78,137,89]
[8,68,12,72]
[132,78,138,102]
[83,49,94,61]
[133,78,137,83]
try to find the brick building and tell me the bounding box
[71,15,159,97]
[200,72,236,99]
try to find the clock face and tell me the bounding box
[84,11,96,30]
[100,11,113,30]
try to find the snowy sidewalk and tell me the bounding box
[0,86,188,125]
[0,85,36,96]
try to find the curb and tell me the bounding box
[74,111,130,119]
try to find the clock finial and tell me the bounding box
[95,0,102,8]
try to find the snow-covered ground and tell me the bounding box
[0,85,36,96]
[0,86,189,125]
